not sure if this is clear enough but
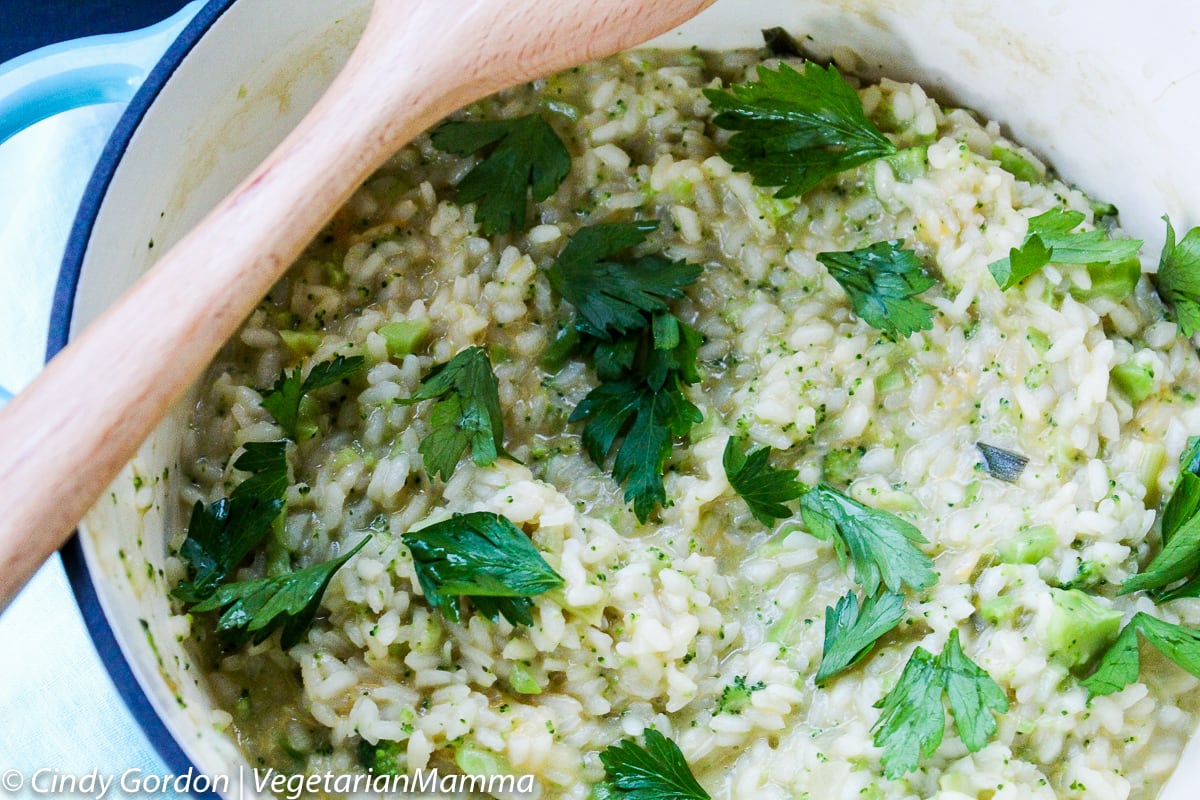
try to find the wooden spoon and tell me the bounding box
[0,0,716,612]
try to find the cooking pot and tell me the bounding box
[32,0,1200,794]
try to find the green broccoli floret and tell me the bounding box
[715,675,765,715]
[822,446,865,487]
[358,738,405,775]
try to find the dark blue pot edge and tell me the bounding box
[53,1,238,795]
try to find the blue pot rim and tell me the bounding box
[52,1,237,793]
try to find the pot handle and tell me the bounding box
[0,0,204,146]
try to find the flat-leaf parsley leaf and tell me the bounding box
[431,113,571,235]
[800,483,936,595]
[174,441,290,603]
[598,728,711,800]
[262,355,364,441]
[569,313,704,523]
[722,435,804,526]
[705,62,897,198]
[400,346,512,480]
[547,223,706,523]
[403,511,564,627]
[1081,612,1200,697]
[1120,436,1200,600]
[192,537,369,649]
[1156,216,1200,336]
[988,208,1142,290]
[816,241,937,337]
[872,630,1008,777]
[817,589,906,685]
[546,222,702,338]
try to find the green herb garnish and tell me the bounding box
[546,222,702,338]
[988,208,1142,290]
[1155,216,1200,336]
[192,537,369,648]
[547,223,706,522]
[402,511,563,627]
[570,312,704,522]
[430,113,571,235]
[800,483,936,595]
[817,589,906,685]
[872,630,1008,778]
[262,355,364,441]
[1119,436,1200,600]
[816,241,937,337]
[598,728,710,800]
[722,435,804,526]
[174,441,289,603]
[1081,612,1200,697]
[400,346,511,480]
[704,62,897,198]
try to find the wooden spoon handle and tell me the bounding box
[0,0,715,612]
[0,15,400,615]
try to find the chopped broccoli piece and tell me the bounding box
[507,661,543,695]
[821,446,864,487]
[455,742,513,776]
[996,525,1057,565]
[1111,360,1155,404]
[991,144,1044,184]
[1071,259,1141,302]
[979,596,1017,625]
[379,319,431,358]
[884,146,928,183]
[357,738,404,775]
[715,675,765,715]
[1043,588,1122,669]
[278,330,323,356]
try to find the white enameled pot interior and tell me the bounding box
[69,0,1200,794]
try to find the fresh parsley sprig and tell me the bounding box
[816,241,938,337]
[598,729,710,800]
[570,312,704,523]
[192,537,369,649]
[174,441,290,603]
[400,346,512,481]
[1156,216,1200,336]
[722,435,804,526]
[817,589,906,685]
[546,222,702,339]
[872,630,1008,778]
[988,208,1142,290]
[262,355,365,441]
[1120,436,1200,599]
[403,511,563,627]
[704,62,897,198]
[800,483,936,595]
[548,222,706,523]
[1081,612,1200,697]
[572,369,703,524]
[430,113,571,235]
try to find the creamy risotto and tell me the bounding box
[170,44,1200,799]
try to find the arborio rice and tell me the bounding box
[172,45,1200,799]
